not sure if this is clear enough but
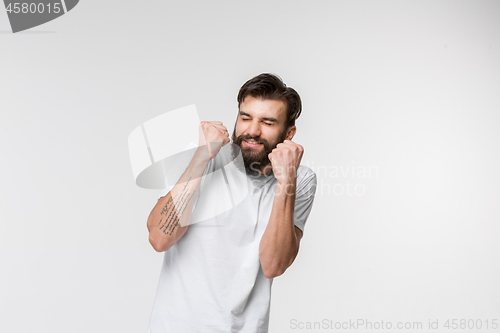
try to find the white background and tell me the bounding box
[1,1,499,332]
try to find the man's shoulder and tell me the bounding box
[295,165,317,194]
[297,164,317,181]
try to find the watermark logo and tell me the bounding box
[128,105,249,227]
[3,0,79,33]
[303,160,378,196]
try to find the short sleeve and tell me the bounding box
[293,168,318,233]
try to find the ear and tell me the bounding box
[286,125,296,141]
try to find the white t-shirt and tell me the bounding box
[148,143,317,333]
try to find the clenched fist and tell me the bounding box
[198,121,230,160]
[268,140,304,185]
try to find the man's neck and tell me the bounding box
[245,163,273,176]
[259,164,273,176]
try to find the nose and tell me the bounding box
[244,120,261,138]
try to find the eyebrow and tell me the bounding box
[239,111,278,123]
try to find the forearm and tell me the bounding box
[147,148,210,252]
[259,179,298,278]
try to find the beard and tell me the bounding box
[230,127,288,175]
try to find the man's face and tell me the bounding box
[231,95,294,175]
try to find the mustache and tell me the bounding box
[237,134,269,146]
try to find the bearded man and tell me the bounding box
[147,73,317,333]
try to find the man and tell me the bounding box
[147,73,317,332]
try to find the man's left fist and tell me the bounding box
[268,140,304,184]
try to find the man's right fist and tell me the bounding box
[198,121,230,160]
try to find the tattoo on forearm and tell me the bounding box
[157,177,196,235]
[160,195,175,216]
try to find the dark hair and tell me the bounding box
[237,73,302,129]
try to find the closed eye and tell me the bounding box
[240,115,273,126]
